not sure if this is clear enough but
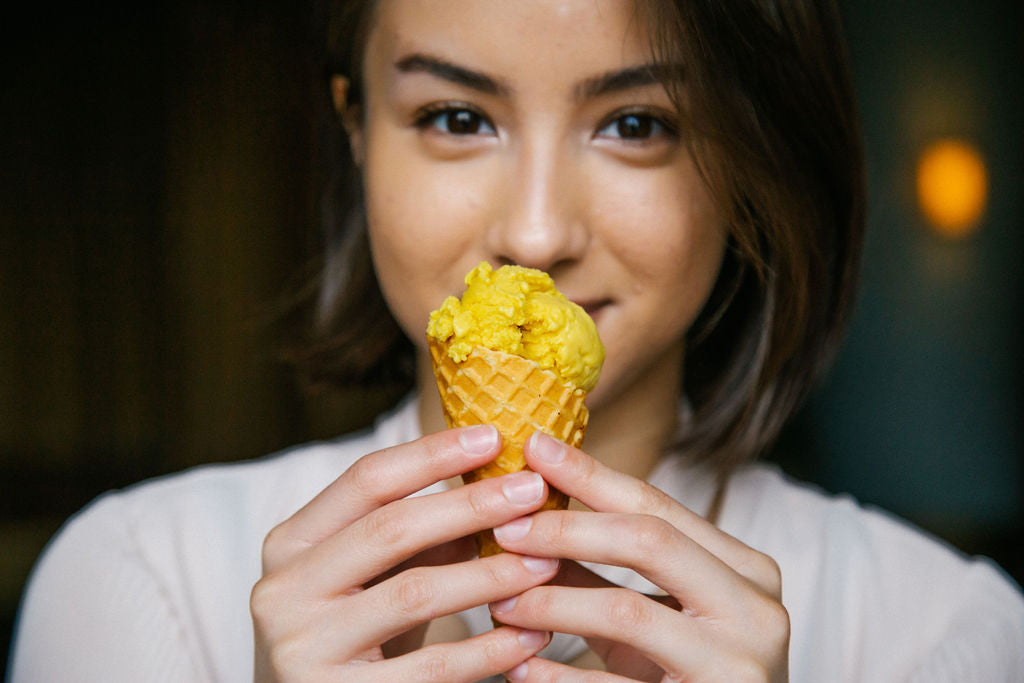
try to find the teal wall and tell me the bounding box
[778,1,1022,556]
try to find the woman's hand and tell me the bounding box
[251,425,559,682]
[489,431,790,682]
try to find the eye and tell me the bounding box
[416,105,496,136]
[596,111,676,142]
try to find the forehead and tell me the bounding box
[366,0,652,79]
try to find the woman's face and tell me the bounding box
[354,0,726,408]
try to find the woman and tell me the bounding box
[11,1,1024,681]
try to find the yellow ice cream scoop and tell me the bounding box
[427,261,604,391]
[426,262,604,559]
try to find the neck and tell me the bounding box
[583,344,682,481]
[416,343,683,482]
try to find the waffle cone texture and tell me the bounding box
[428,337,589,558]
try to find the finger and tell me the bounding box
[545,558,683,675]
[372,536,479,655]
[264,425,501,571]
[490,585,728,679]
[503,656,636,682]
[524,430,782,595]
[295,469,549,596]
[551,559,681,609]
[367,534,477,589]
[348,627,551,683]
[493,510,748,619]
[308,552,559,660]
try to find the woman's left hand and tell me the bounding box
[488,431,790,682]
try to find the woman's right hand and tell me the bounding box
[250,424,559,682]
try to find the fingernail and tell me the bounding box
[494,516,533,542]
[529,431,565,464]
[520,555,558,574]
[490,595,518,613]
[517,629,549,649]
[506,661,529,681]
[501,472,543,505]
[458,425,498,455]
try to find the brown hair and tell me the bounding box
[300,0,865,472]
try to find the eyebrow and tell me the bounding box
[394,53,677,101]
[395,54,511,96]
[575,64,677,100]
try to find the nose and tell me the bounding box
[485,136,588,271]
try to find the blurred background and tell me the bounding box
[2,0,1022,670]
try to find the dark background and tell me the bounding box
[3,1,1022,672]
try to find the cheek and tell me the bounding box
[593,164,725,301]
[587,164,726,392]
[366,154,465,261]
[361,127,494,338]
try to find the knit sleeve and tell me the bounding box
[905,560,1024,682]
[8,493,209,683]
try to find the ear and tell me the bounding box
[330,74,350,116]
[331,75,365,166]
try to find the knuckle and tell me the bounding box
[521,584,555,617]
[730,595,789,679]
[249,575,282,622]
[259,523,291,570]
[555,511,573,546]
[483,556,517,588]
[482,634,505,661]
[536,509,574,551]
[347,455,391,495]
[748,551,783,598]
[762,599,791,650]
[421,434,452,465]
[390,568,434,616]
[603,589,652,632]
[465,482,495,518]
[260,522,284,554]
[363,502,409,547]
[624,514,675,563]
[643,514,676,547]
[634,480,668,514]
[416,648,453,683]
[575,450,598,486]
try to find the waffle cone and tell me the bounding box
[428,337,589,558]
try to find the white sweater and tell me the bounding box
[10,398,1024,682]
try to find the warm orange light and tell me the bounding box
[916,138,987,238]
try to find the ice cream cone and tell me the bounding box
[428,337,589,558]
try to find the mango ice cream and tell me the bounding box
[427,262,604,392]
[426,262,604,558]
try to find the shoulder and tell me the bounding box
[50,395,419,556]
[53,399,416,565]
[10,398,421,682]
[720,463,1024,681]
